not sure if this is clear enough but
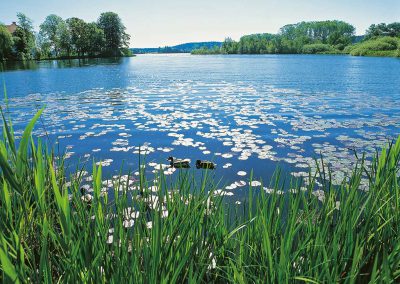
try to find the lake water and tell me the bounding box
[1,54,400,198]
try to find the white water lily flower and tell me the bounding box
[221,153,233,158]
[235,180,246,187]
[237,171,247,176]
[250,181,262,187]
[123,219,134,228]
[107,235,114,244]
[225,183,238,190]
[214,190,234,196]
[149,186,158,192]
[312,190,325,202]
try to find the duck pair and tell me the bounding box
[167,157,216,169]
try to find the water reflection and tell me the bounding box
[1,57,124,72]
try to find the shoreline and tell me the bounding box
[1,54,136,63]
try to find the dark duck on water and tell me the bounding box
[167,156,191,168]
[196,160,216,169]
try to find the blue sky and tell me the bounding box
[1,0,399,47]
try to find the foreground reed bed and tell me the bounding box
[0,110,399,283]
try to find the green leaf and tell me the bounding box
[293,277,320,284]
[0,246,20,284]
[0,151,20,192]
[0,107,16,157]
[16,108,44,177]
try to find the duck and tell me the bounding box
[196,160,216,169]
[167,156,191,168]
[80,187,93,209]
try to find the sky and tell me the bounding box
[1,0,399,47]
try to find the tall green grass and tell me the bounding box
[345,37,400,57]
[0,110,399,283]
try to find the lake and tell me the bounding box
[1,54,400,199]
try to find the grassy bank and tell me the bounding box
[344,37,400,57]
[0,110,399,283]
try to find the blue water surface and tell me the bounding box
[1,54,400,198]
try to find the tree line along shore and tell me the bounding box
[191,20,400,57]
[0,12,131,61]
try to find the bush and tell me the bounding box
[349,37,400,56]
[302,43,335,54]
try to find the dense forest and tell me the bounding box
[192,20,400,57]
[0,12,131,61]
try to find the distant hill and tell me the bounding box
[131,42,222,54]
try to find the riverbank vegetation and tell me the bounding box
[1,109,399,282]
[345,37,400,57]
[0,12,131,61]
[192,20,400,57]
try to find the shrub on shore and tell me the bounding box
[302,43,340,54]
[345,36,400,57]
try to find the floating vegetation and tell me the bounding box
[1,111,399,282]
[3,80,399,190]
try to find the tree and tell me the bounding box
[365,22,400,39]
[56,21,71,56]
[0,25,14,60]
[97,12,130,56]
[17,12,34,33]
[66,17,88,56]
[39,14,67,56]
[35,32,51,59]
[12,13,36,60]
[387,23,400,37]
[85,22,105,56]
[221,37,238,54]
[66,18,105,56]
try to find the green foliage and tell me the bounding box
[97,12,130,57]
[193,21,356,55]
[66,17,88,56]
[222,37,239,54]
[66,18,105,57]
[192,20,399,58]
[0,110,400,282]
[191,46,221,55]
[120,48,133,57]
[0,26,13,60]
[365,22,400,40]
[280,20,355,44]
[85,22,106,56]
[12,13,36,60]
[302,43,338,54]
[39,14,65,57]
[347,37,400,57]
[2,12,130,61]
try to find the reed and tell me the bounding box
[0,110,399,283]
